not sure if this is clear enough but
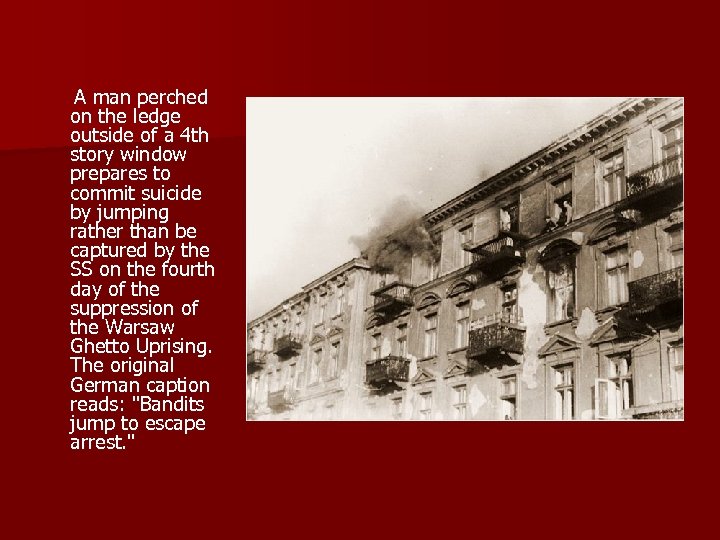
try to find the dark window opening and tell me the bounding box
[500,203,520,234]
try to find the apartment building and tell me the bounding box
[247,259,371,420]
[248,97,684,420]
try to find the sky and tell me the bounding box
[246,97,627,320]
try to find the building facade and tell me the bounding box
[247,259,372,420]
[248,97,684,420]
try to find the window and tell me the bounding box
[458,225,474,267]
[455,302,470,348]
[669,342,684,401]
[667,227,684,269]
[288,363,297,391]
[249,329,261,350]
[428,232,441,281]
[294,365,304,390]
[335,285,345,316]
[271,322,279,348]
[605,247,629,306]
[327,342,339,379]
[419,392,433,420]
[316,294,326,325]
[293,311,302,338]
[284,364,293,390]
[548,261,575,322]
[424,313,438,357]
[428,258,439,282]
[553,364,574,420]
[396,324,408,357]
[500,202,519,233]
[661,122,683,163]
[391,397,403,420]
[609,355,633,412]
[281,312,290,334]
[452,385,468,420]
[290,363,303,390]
[500,376,517,420]
[545,176,574,233]
[593,353,636,419]
[309,348,322,385]
[272,368,281,392]
[601,151,625,206]
[371,333,381,360]
[501,284,519,322]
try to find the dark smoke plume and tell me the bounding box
[350,197,439,279]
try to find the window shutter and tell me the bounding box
[595,378,617,419]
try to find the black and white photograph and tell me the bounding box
[246,97,684,421]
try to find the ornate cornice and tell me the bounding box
[423,98,667,226]
[303,257,370,292]
[248,257,370,328]
[247,290,308,329]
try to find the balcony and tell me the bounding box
[365,355,411,389]
[247,349,265,374]
[627,267,683,325]
[267,388,295,412]
[466,312,525,364]
[371,282,414,318]
[622,155,683,213]
[464,236,526,277]
[274,333,302,359]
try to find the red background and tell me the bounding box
[2,1,708,537]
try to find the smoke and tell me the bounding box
[350,197,439,279]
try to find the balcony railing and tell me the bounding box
[622,155,683,214]
[627,155,683,197]
[484,236,514,254]
[464,236,525,276]
[365,355,411,388]
[371,282,414,314]
[274,333,303,358]
[469,311,523,329]
[267,388,295,412]
[247,349,265,373]
[467,312,525,362]
[627,267,683,318]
